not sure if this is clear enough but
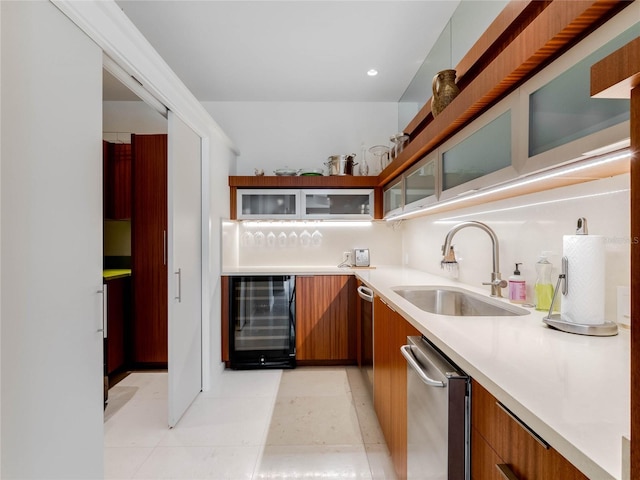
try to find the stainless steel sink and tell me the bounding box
[392,286,530,316]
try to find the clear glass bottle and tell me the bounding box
[534,254,554,311]
[359,144,369,176]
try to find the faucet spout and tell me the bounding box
[441,221,506,297]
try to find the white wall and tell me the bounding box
[206,137,236,382]
[203,101,399,176]
[103,100,167,138]
[401,174,630,322]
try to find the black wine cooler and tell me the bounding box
[228,275,296,369]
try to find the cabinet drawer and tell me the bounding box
[471,380,587,480]
[471,428,505,480]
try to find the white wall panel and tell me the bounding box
[1,1,103,477]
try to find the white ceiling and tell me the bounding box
[107,0,462,102]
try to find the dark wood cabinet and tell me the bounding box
[471,379,587,480]
[104,275,130,375]
[103,141,132,220]
[295,275,356,363]
[131,134,168,366]
[373,297,420,479]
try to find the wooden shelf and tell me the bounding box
[229,175,379,189]
[591,36,640,98]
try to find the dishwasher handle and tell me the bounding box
[357,285,374,302]
[400,344,445,388]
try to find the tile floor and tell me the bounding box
[104,367,397,479]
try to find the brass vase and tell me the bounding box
[431,69,460,118]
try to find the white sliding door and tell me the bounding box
[167,110,203,426]
[1,1,104,477]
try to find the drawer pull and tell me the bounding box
[496,464,519,480]
[495,401,550,449]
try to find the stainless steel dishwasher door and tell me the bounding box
[402,336,469,480]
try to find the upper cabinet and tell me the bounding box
[517,18,638,175]
[229,176,381,220]
[237,189,300,219]
[383,150,438,217]
[439,97,516,202]
[384,6,638,220]
[404,153,437,210]
[103,141,132,220]
[301,189,373,219]
[236,188,374,220]
[383,178,403,218]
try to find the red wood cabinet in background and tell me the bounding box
[131,134,168,366]
[103,141,131,220]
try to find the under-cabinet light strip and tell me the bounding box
[241,221,373,228]
[385,149,631,222]
[435,188,630,222]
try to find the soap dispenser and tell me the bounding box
[535,253,554,311]
[508,263,526,304]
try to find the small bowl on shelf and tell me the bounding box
[273,168,300,176]
[299,168,324,176]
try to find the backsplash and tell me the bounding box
[222,220,402,268]
[401,174,630,323]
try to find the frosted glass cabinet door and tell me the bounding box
[404,154,437,210]
[442,110,512,192]
[301,189,373,219]
[384,179,403,217]
[237,189,300,219]
[528,24,636,157]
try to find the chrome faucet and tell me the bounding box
[441,221,507,297]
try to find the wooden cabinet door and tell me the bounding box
[105,276,130,375]
[373,297,420,479]
[373,296,392,446]
[472,380,588,480]
[390,309,420,479]
[295,275,356,362]
[131,134,168,366]
[103,141,132,220]
[471,427,505,480]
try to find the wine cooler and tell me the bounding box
[228,275,296,369]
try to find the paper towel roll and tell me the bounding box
[561,235,605,325]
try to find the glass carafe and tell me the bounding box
[368,145,390,174]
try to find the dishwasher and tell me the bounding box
[401,336,470,480]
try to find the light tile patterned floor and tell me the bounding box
[104,367,397,479]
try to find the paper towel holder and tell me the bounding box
[542,256,618,336]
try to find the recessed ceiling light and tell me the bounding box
[367,69,378,77]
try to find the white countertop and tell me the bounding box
[222,265,629,479]
[354,266,629,480]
